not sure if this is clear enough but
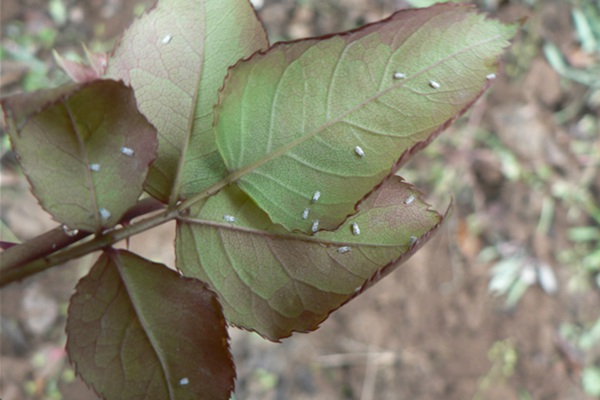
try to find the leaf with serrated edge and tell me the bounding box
[66,250,235,400]
[176,176,446,340]
[215,3,516,233]
[1,80,157,232]
[106,0,268,204]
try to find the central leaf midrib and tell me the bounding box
[181,216,416,249]
[115,254,177,400]
[168,0,208,207]
[65,101,100,230]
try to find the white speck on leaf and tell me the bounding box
[89,163,101,172]
[354,146,365,158]
[99,208,111,220]
[179,377,189,386]
[302,208,309,220]
[404,195,415,205]
[337,246,351,254]
[486,73,497,80]
[120,146,134,157]
[311,219,319,233]
[312,191,321,203]
[393,72,406,79]
[162,34,173,44]
[409,236,417,245]
[351,223,360,236]
[62,225,79,236]
[429,80,441,89]
[223,215,235,223]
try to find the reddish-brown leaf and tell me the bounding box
[66,250,235,399]
[2,80,157,232]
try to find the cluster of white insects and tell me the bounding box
[305,191,321,232]
[393,70,497,88]
[300,69,442,245]
[216,68,497,251]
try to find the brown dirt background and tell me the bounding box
[1,0,599,399]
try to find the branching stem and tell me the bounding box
[0,197,175,287]
[0,165,252,287]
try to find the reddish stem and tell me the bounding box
[0,198,165,285]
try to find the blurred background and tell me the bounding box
[1,0,599,399]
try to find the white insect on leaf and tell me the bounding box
[354,145,365,158]
[120,146,134,157]
[351,223,360,236]
[409,236,417,246]
[301,208,310,220]
[312,191,321,203]
[223,215,236,223]
[404,194,415,205]
[62,225,79,237]
[393,72,406,79]
[337,246,351,254]
[99,208,111,221]
[179,377,189,386]
[429,80,441,89]
[486,73,497,80]
[311,219,319,233]
[162,33,173,44]
[89,163,101,172]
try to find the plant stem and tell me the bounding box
[0,199,172,287]
[0,225,91,272]
[0,169,241,287]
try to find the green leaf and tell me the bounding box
[1,80,158,232]
[215,3,516,233]
[106,0,269,205]
[176,176,446,340]
[66,250,235,400]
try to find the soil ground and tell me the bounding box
[1,0,599,399]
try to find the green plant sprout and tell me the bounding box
[0,1,517,398]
